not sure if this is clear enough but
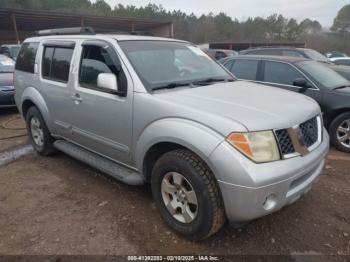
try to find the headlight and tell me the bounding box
[227,131,280,163]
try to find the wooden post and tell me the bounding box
[130,22,135,32]
[80,17,85,27]
[11,13,20,44]
[169,23,174,38]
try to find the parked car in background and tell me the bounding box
[221,55,350,153]
[202,48,237,60]
[0,44,21,61]
[330,57,350,66]
[0,54,15,108]
[239,47,330,63]
[326,51,348,59]
[236,46,350,80]
[14,28,328,240]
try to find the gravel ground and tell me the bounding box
[0,110,349,261]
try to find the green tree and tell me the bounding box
[284,18,300,41]
[331,4,350,35]
[300,19,322,35]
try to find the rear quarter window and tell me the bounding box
[15,42,39,73]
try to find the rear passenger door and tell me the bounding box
[39,41,76,139]
[262,60,322,104]
[228,59,260,81]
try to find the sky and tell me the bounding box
[103,0,348,27]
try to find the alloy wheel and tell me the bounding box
[161,172,198,223]
[30,117,44,147]
[336,119,350,148]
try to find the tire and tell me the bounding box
[26,106,56,156]
[151,149,225,240]
[329,112,350,153]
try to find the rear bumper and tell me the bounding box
[0,90,15,107]
[210,129,329,222]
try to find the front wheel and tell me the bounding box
[151,149,225,240]
[329,112,350,153]
[26,106,56,156]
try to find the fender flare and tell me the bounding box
[134,118,225,178]
[20,87,53,130]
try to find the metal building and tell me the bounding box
[0,8,174,44]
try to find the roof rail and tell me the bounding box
[35,27,95,36]
[247,46,298,49]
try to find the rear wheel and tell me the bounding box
[329,112,350,153]
[26,106,56,156]
[151,149,225,240]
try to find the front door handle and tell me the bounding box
[71,94,83,103]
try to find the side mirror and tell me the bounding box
[97,73,118,91]
[293,78,309,93]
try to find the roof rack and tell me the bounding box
[35,27,95,36]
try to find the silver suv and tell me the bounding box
[14,28,329,240]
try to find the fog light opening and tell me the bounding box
[263,194,277,211]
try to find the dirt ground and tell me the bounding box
[0,109,349,260]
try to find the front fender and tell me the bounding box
[134,118,225,177]
[20,87,53,130]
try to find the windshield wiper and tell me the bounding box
[152,77,234,91]
[152,82,192,91]
[192,78,234,86]
[333,85,350,90]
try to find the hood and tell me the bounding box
[155,81,321,132]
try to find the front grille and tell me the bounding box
[299,117,318,147]
[275,129,295,155]
[275,116,320,158]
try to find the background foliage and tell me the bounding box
[1,0,350,53]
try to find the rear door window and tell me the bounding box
[264,61,305,86]
[42,46,74,83]
[42,47,54,78]
[230,59,259,80]
[15,42,39,73]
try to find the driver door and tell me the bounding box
[69,39,133,165]
[261,60,323,108]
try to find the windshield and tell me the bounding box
[0,55,15,73]
[118,40,233,91]
[298,60,349,89]
[303,49,328,62]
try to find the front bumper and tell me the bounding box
[209,129,329,222]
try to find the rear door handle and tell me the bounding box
[71,94,83,103]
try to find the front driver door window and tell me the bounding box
[263,61,305,86]
[79,45,126,93]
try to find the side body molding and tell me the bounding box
[134,118,225,178]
